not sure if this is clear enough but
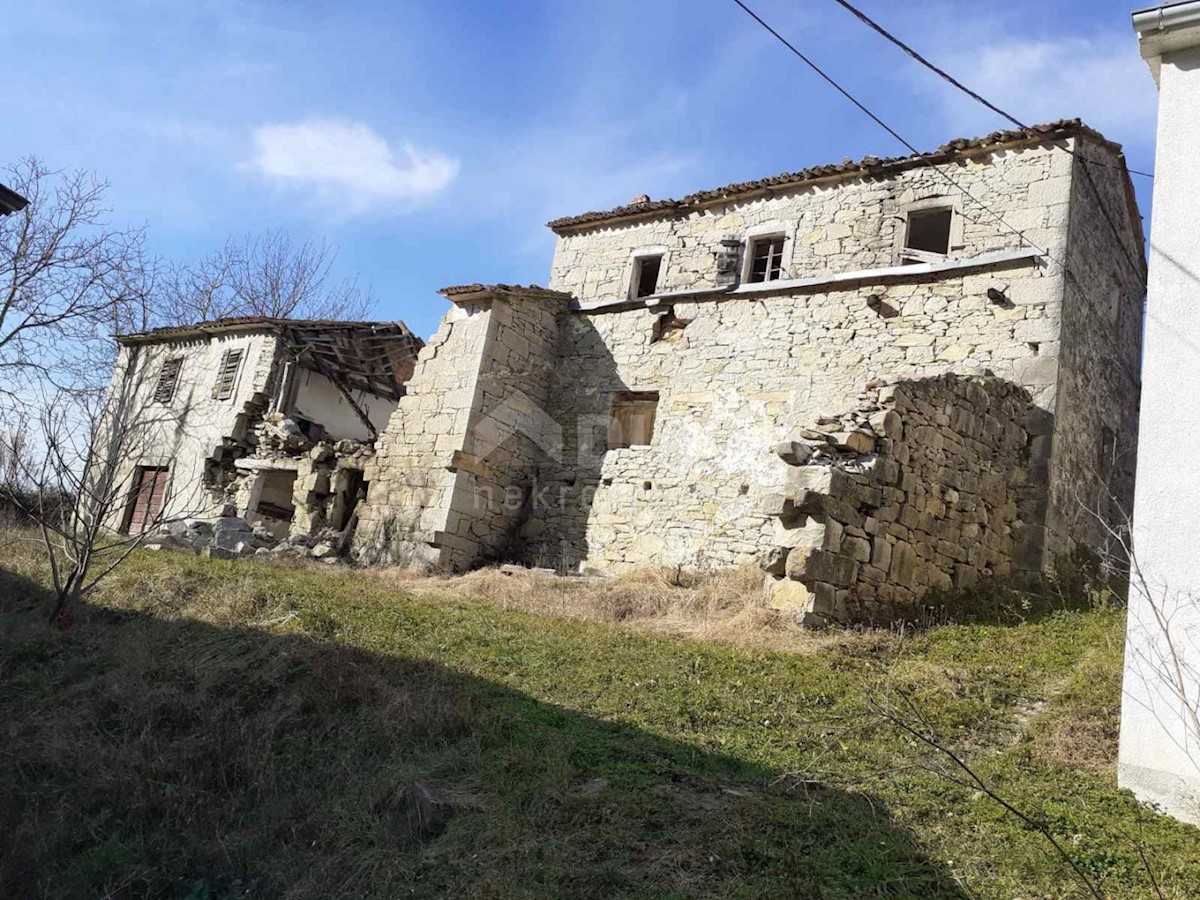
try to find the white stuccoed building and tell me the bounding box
[1120,2,1200,824]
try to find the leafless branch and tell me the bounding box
[158,228,373,326]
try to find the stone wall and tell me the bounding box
[353,286,568,569]
[531,255,1064,572]
[761,374,1043,624]
[355,132,1145,608]
[550,143,1072,315]
[353,299,494,568]
[1045,144,1145,563]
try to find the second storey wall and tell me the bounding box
[101,331,280,529]
[549,142,1073,309]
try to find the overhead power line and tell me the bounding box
[729,0,1152,382]
[823,0,1149,281]
[728,0,1051,260]
[828,0,1155,180]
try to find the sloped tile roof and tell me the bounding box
[547,119,1127,234]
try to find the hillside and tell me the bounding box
[1,545,1198,898]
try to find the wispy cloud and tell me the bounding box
[904,12,1156,154]
[246,118,458,214]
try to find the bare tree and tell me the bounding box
[1,351,210,625]
[0,158,152,403]
[159,228,372,326]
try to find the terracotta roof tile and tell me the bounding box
[547,120,1125,234]
[117,316,418,345]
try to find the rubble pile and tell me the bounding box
[143,516,347,564]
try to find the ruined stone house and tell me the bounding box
[104,317,422,542]
[349,120,1145,622]
[104,119,1145,623]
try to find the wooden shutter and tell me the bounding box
[212,348,245,400]
[609,393,659,449]
[152,357,183,403]
[126,467,168,533]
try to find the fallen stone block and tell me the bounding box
[831,431,876,454]
[764,576,811,611]
[376,781,461,847]
[772,440,814,467]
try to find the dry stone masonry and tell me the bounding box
[101,122,1146,623]
[761,373,1046,624]
[345,120,1146,620]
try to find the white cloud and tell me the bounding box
[908,18,1157,159]
[246,118,458,213]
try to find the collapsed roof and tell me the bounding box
[118,317,424,401]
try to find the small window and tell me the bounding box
[633,255,663,299]
[152,357,183,404]
[902,209,953,264]
[748,236,785,283]
[212,348,245,400]
[609,391,659,449]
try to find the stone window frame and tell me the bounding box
[892,197,965,266]
[626,246,671,302]
[741,221,796,284]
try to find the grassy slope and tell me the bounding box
[1,549,1198,899]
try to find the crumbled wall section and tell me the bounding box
[762,374,1045,624]
[529,141,1078,573]
[448,290,566,566]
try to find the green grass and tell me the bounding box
[1,548,1198,898]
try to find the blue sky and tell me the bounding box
[0,0,1158,338]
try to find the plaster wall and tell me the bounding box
[289,368,397,441]
[1119,42,1200,824]
[102,331,279,529]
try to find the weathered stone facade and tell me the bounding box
[350,120,1145,614]
[353,286,568,569]
[761,374,1045,624]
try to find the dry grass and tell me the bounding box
[370,563,858,653]
[5,532,1200,898]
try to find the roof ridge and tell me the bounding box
[547,119,1126,234]
[117,315,418,344]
